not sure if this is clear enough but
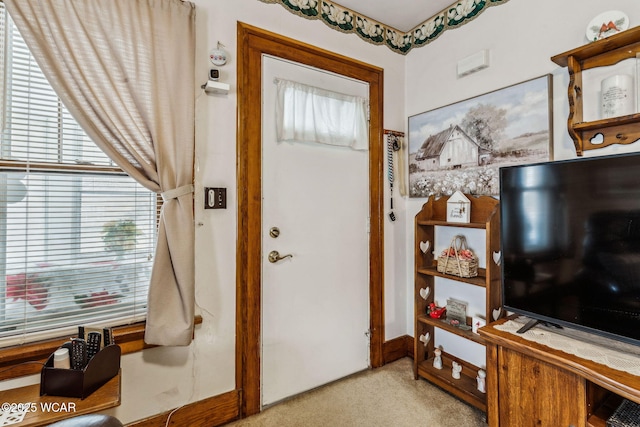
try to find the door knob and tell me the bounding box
[268,250,293,263]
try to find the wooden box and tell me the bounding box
[40,344,121,400]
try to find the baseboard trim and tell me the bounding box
[125,389,240,427]
[383,335,413,363]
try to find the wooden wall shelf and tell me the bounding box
[552,26,640,155]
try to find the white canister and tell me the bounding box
[601,74,634,118]
[53,347,70,369]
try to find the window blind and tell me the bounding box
[0,4,155,344]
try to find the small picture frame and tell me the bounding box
[446,298,468,325]
[446,191,470,223]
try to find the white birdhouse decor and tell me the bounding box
[446,191,471,223]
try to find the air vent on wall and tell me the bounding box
[457,50,490,78]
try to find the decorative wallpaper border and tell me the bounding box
[258,0,510,55]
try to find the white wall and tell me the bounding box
[404,0,640,357]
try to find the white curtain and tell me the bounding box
[275,78,369,151]
[4,0,197,346]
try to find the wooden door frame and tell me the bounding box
[236,22,384,417]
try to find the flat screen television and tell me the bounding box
[500,152,640,346]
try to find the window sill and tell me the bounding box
[0,315,203,382]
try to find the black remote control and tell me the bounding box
[70,338,87,370]
[60,340,73,352]
[86,332,101,361]
[103,328,112,346]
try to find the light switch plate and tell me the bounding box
[205,187,226,209]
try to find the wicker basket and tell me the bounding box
[437,235,478,278]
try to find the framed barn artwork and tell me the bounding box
[407,75,553,198]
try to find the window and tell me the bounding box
[0,5,156,345]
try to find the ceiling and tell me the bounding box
[334,0,455,32]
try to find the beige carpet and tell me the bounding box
[227,358,487,427]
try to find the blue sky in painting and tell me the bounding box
[408,76,551,153]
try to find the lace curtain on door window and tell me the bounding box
[275,78,368,151]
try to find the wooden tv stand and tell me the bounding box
[479,316,640,427]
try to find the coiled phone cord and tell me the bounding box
[387,135,400,221]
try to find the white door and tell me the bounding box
[261,55,370,406]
